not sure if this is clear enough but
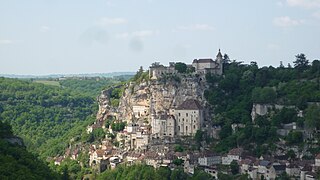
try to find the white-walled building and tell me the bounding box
[175,99,204,136]
[192,49,224,75]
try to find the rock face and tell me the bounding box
[251,103,296,122]
[97,74,210,124]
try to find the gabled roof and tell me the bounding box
[228,148,243,156]
[176,99,203,110]
[273,164,286,171]
[193,59,214,64]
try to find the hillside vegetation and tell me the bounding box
[205,54,320,155]
[0,77,98,157]
[0,121,60,179]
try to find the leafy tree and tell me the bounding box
[293,53,309,71]
[286,131,303,145]
[174,62,188,73]
[172,158,184,166]
[174,144,184,152]
[194,130,204,144]
[305,105,320,129]
[230,160,239,175]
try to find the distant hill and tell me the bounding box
[0,72,135,79]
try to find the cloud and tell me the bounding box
[40,26,50,32]
[286,0,320,8]
[0,39,14,44]
[96,17,127,27]
[313,11,320,18]
[273,16,303,27]
[176,24,214,31]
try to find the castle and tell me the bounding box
[149,49,224,79]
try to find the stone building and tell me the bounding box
[149,63,177,80]
[192,49,223,75]
[174,99,204,136]
[151,114,175,137]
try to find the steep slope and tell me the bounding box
[0,121,59,179]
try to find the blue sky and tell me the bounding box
[0,0,319,75]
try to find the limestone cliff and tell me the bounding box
[97,74,210,124]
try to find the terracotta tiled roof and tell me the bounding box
[176,99,203,110]
[96,150,105,157]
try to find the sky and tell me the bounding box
[0,0,320,75]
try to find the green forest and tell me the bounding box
[0,77,99,158]
[0,121,60,179]
[204,54,320,155]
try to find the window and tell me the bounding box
[186,113,188,117]
[179,113,181,117]
[182,118,184,122]
[186,126,188,133]
[194,125,196,129]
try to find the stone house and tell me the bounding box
[174,99,204,136]
[266,164,286,180]
[204,166,219,179]
[286,163,300,178]
[132,105,149,118]
[198,153,221,166]
[151,114,175,137]
[222,148,243,165]
[192,49,223,75]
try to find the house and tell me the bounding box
[89,148,112,169]
[54,156,64,166]
[151,114,175,137]
[71,148,79,160]
[204,166,219,179]
[256,160,271,175]
[222,148,243,165]
[132,105,149,118]
[175,99,204,136]
[184,160,195,175]
[126,152,141,164]
[192,49,223,75]
[267,164,286,180]
[198,153,221,166]
[286,163,300,178]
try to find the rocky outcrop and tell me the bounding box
[251,103,296,122]
[97,74,210,124]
